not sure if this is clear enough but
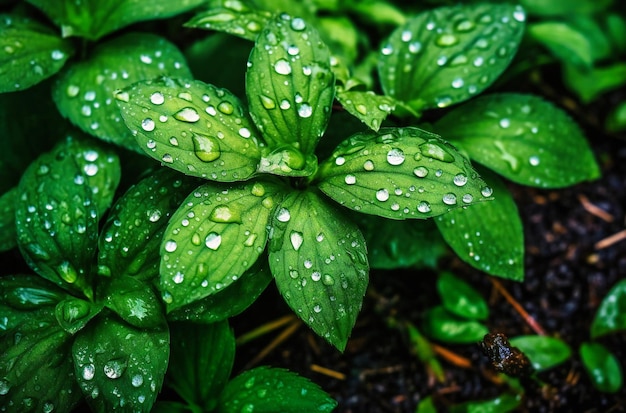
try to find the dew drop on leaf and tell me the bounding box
[164,240,177,252]
[141,118,155,132]
[205,232,222,250]
[192,133,221,162]
[481,186,493,197]
[376,189,390,202]
[417,201,432,213]
[386,148,405,165]
[174,107,200,123]
[277,207,291,222]
[442,193,457,205]
[413,166,428,178]
[274,59,292,75]
[103,358,127,379]
[290,231,304,251]
[150,92,165,105]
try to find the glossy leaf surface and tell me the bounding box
[378,4,525,112]
[437,272,488,320]
[186,2,272,41]
[160,181,283,311]
[0,188,17,252]
[435,171,524,280]
[580,342,623,393]
[435,93,600,188]
[509,335,571,371]
[102,276,165,329]
[116,76,263,180]
[591,279,626,338]
[247,13,335,154]
[422,306,488,343]
[54,33,192,152]
[55,297,103,335]
[335,89,396,131]
[318,127,492,220]
[269,190,368,351]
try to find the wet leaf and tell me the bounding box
[246,13,335,155]
[435,170,524,281]
[269,190,368,351]
[116,76,263,181]
[0,14,73,93]
[317,127,492,220]
[450,393,521,413]
[378,4,525,112]
[102,276,166,329]
[0,307,81,413]
[435,93,601,188]
[591,279,626,338]
[519,0,611,17]
[54,296,103,335]
[335,89,396,131]
[564,62,626,104]
[217,366,337,413]
[509,335,572,371]
[437,272,488,320]
[358,215,446,269]
[98,168,200,281]
[0,187,17,252]
[167,257,272,324]
[160,181,283,311]
[186,2,272,41]
[169,321,234,411]
[25,0,205,40]
[580,342,623,393]
[53,33,192,152]
[15,137,120,299]
[529,22,593,68]
[72,313,169,412]
[422,306,488,343]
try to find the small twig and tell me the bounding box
[241,318,301,370]
[578,194,614,223]
[595,229,626,250]
[490,278,547,336]
[430,343,472,369]
[310,364,346,380]
[236,314,297,346]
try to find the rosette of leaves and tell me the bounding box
[0,0,203,152]
[115,12,494,350]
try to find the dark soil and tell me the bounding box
[230,88,626,412]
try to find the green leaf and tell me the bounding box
[25,0,205,40]
[358,216,446,269]
[15,137,120,299]
[416,396,438,413]
[529,22,593,68]
[377,4,525,112]
[580,342,623,393]
[435,170,524,281]
[564,62,626,103]
[335,89,396,131]
[55,296,103,335]
[509,335,571,371]
[422,306,488,344]
[519,0,611,17]
[160,180,283,311]
[185,2,272,41]
[168,321,235,411]
[591,279,626,338]
[450,394,521,413]
[437,272,488,320]
[606,100,626,133]
[167,257,273,323]
[217,366,337,413]
[98,168,200,281]
[435,93,601,188]
[317,127,492,220]
[246,13,335,154]
[53,32,192,152]
[269,190,368,351]
[116,76,263,180]
[0,187,17,251]
[102,276,166,329]
[0,14,73,92]
[72,313,169,412]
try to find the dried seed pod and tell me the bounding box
[480,332,534,378]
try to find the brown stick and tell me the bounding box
[578,194,614,223]
[242,319,301,370]
[310,364,347,380]
[431,343,472,369]
[490,278,547,336]
[595,229,626,250]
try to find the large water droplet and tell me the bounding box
[57,261,78,283]
[290,231,304,251]
[164,240,177,252]
[131,375,143,388]
[413,166,428,178]
[192,133,221,162]
[260,95,276,109]
[274,59,292,75]
[297,103,312,118]
[417,201,431,213]
[453,173,468,186]
[103,358,127,379]
[442,193,457,205]
[436,33,459,47]
[174,107,200,123]
[82,364,95,380]
[209,205,241,223]
[205,232,222,250]
[376,188,390,202]
[277,208,291,222]
[345,174,356,185]
[419,141,455,162]
[141,118,155,132]
[386,148,405,165]
[481,186,493,197]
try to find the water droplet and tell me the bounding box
[297,103,312,118]
[192,133,221,162]
[131,375,143,388]
[499,118,511,128]
[209,205,241,223]
[280,99,291,110]
[513,7,526,22]
[455,19,475,32]
[291,17,306,31]
[239,127,251,138]
[386,148,405,165]
[84,91,96,101]
[417,201,431,213]
[0,379,10,395]
[103,358,127,379]
[277,208,291,222]
[43,402,54,413]
[408,41,422,54]
[205,232,222,250]
[451,78,464,89]
[419,141,455,162]
[141,118,155,132]
[453,173,468,186]
[173,272,184,284]
[164,240,177,252]
[413,166,428,178]
[345,174,356,185]
[529,155,540,166]
[290,231,303,251]
[217,101,234,114]
[437,56,448,66]
[174,107,200,123]
[436,33,459,47]
[83,163,98,176]
[442,193,457,205]
[381,44,393,55]
[481,186,493,197]
[462,194,473,203]
[313,304,322,313]
[274,59,292,75]
[162,154,173,163]
[435,96,453,108]
[304,259,313,269]
[363,160,375,171]
[376,188,390,202]
[150,92,165,105]
[57,261,78,283]
[322,274,335,285]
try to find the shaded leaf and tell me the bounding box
[564,62,626,103]
[168,321,234,411]
[72,313,169,412]
[335,89,396,131]
[437,272,488,320]
[509,335,571,371]
[53,33,192,152]
[26,0,205,40]
[318,127,492,220]
[378,4,525,112]
[450,394,521,413]
[529,22,593,68]
[435,93,600,188]
[186,2,272,41]
[15,137,120,299]
[0,187,17,252]
[98,168,199,281]
[102,276,166,329]
[519,0,611,17]
[580,342,623,393]
[0,14,73,92]
[422,306,488,343]
[217,366,337,413]
[435,170,524,281]
[55,296,103,335]
[160,180,283,311]
[269,190,368,351]
[591,279,626,338]
[116,76,263,180]
[246,13,335,154]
